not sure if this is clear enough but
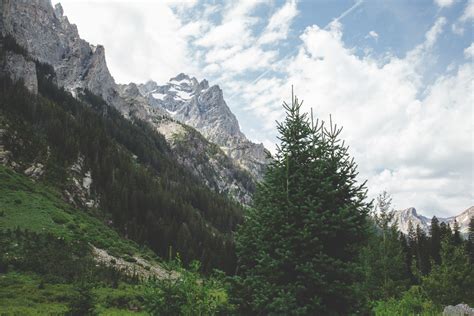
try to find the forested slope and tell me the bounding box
[0,36,244,273]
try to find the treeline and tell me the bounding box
[0,36,244,273]
[361,192,474,313]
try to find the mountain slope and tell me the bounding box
[0,0,267,203]
[392,206,473,235]
[0,58,242,272]
[0,164,164,314]
[135,74,268,180]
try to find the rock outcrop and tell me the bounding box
[443,304,474,316]
[1,51,37,93]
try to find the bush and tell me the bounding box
[51,212,69,225]
[144,258,233,315]
[372,286,441,316]
[122,255,137,263]
[68,282,95,315]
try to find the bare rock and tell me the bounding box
[1,52,37,94]
[443,304,474,316]
[24,163,44,179]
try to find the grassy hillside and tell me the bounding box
[0,160,233,315]
[0,164,159,313]
[0,164,149,257]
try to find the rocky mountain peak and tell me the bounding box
[2,0,269,185]
[402,207,418,216]
[392,206,473,235]
[54,3,64,19]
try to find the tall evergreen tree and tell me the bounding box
[361,191,409,301]
[235,92,370,315]
[429,216,441,265]
[467,216,474,264]
[452,220,462,246]
[415,225,431,276]
[439,222,452,242]
[422,240,474,306]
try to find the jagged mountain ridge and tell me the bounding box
[392,206,473,235]
[0,0,266,204]
[133,73,268,180]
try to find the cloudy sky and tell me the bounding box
[55,0,473,217]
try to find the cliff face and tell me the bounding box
[136,74,269,180]
[0,0,266,204]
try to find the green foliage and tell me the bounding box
[0,165,145,258]
[0,60,243,272]
[235,92,371,315]
[0,272,147,314]
[421,240,474,306]
[68,282,96,315]
[360,192,409,303]
[372,286,440,316]
[468,216,474,263]
[144,258,233,315]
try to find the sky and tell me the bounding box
[54,0,473,217]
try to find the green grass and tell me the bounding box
[0,165,155,260]
[0,272,71,314]
[0,272,148,314]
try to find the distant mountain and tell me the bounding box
[392,206,473,235]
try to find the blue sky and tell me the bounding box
[56,0,473,217]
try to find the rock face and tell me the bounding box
[1,51,37,94]
[443,304,474,316]
[393,206,473,235]
[0,0,266,203]
[136,74,269,180]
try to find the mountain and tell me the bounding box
[1,0,258,274]
[135,74,268,180]
[392,206,473,235]
[0,0,267,204]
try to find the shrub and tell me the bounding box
[372,286,441,316]
[123,255,137,263]
[144,258,233,315]
[51,212,69,225]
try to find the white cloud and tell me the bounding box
[367,30,379,40]
[464,42,474,58]
[460,0,474,22]
[220,46,278,73]
[239,18,473,216]
[56,0,199,83]
[434,0,455,8]
[258,0,299,45]
[424,17,447,47]
[195,0,261,48]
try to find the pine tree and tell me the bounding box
[429,216,441,265]
[422,240,474,306]
[415,225,431,275]
[467,216,474,264]
[452,220,462,246]
[361,192,409,301]
[235,91,371,315]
